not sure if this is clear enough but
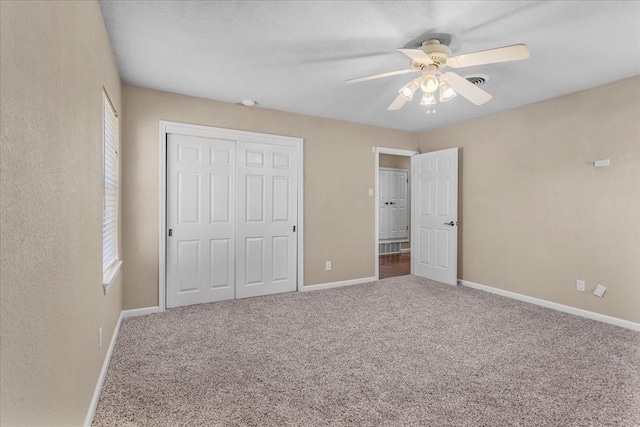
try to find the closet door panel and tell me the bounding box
[379,170,389,240]
[390,170,408,239]
[236,141,298,298]
[167,129,299,307]
[166,134,236,308]
[380,169,409,241]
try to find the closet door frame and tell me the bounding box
[159,120,304,312]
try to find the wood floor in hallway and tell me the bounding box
[379,252,410,279]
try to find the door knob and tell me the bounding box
[444,221,455,226]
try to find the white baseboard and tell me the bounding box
[459,279,640,331]
[84,312,123,427]
[301,276,377,292]
[122,306,161,318]
[400,248,411,253]
[84,306,161,425]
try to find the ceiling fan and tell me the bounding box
[346,39,530,112]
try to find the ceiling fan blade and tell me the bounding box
[346,69,416,84]
[387,95,409,111]
[447,44,529,68]
[397,48,433,65]
[442,72,493,106]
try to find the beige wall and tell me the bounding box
[121,85,419,309]
[379,154,411,250]
[380,153,411,170]
[0,1,122,425]
[420,76,640,323]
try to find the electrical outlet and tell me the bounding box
[325,261,332,271]
[98,327,103,349]
[576,280,586,292]
[593,284,606,298]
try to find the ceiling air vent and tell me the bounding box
[465,74,490,86]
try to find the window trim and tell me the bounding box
[102,89,121,289]
[103,260,123,289]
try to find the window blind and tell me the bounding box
[103,93,119,273]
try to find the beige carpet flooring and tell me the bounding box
[93,276,640,426]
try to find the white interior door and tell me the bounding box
[411,148,458,285]
[236,141,298,298]
[166,134,235,308]
[389,170,408,239]
[379,170,389,240]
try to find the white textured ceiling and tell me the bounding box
[99,1,640,133]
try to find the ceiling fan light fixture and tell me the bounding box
[439,81,457,102]
[347,40,530,112]
[398,80,419,101]
[420,93,436,106]
[420,74,439,93]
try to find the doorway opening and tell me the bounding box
[374,147,418,280]
[374,146,459,284]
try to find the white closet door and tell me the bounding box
[166,134,235,308]
[389,170,408,239]
[411,148,458,285]
[379,170,389,240]
[236,141,298,298]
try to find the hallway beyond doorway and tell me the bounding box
[379,253,410,279]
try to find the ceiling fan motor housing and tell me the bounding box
[419,39,451,67]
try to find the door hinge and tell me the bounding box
[168,229,172,237]
[293,225,296,232]
[407,226,409,230]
